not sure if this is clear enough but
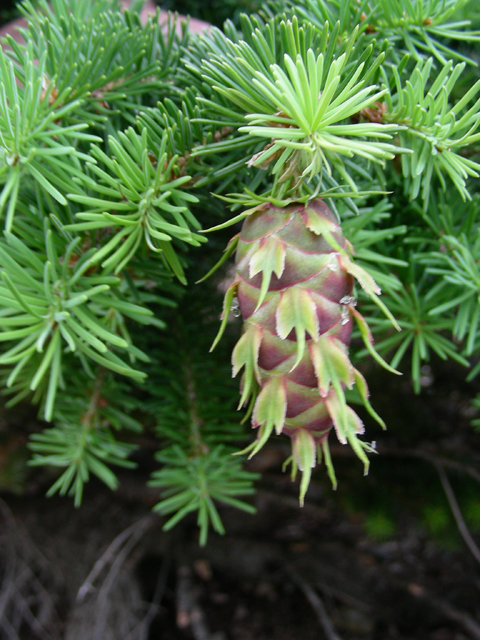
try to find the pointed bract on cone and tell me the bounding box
[227,199,386,502]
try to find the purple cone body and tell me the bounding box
[227,198,383,498]
[236,200,353,441]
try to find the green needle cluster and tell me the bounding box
[0,0,479,540]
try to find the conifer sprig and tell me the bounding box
[0,217,154,420]
[10,0,188,113]
[359,267,470,393]
[341,198,408,292]
[28,370,141,506]
[199,19,408,197]
[67,125,204,283]
[151,445,257,546]
[145,292,259,545]
[423,231,480,356]
[0,47,100,229]
[381,56,480,203]
[288,0,480,64]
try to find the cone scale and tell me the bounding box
[219,198,386,502]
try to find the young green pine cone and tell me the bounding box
[227,199,385,503]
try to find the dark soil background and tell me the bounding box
[1,356,480,640]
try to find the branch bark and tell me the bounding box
[286,565,343,640]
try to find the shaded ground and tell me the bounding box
[1,424,480,640]
[1,356,480,639]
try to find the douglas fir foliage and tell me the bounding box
[0,0,480,541]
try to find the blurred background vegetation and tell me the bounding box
[0,0,22,25]
[158,0,264,27]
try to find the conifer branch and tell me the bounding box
[0,0,479,535]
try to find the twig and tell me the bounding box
[0,499,62,640]
[314,580,373,614]
[92,516,156,640]
[392,448,480,485]
[286,566,343,640]
[0,521,17,625]
[329,443,480,485]
[133,550,171,640]
[435,463,480,567]
[9,570,53,640]
[76,515,156,603]
[176,565,193,629]
[405,581,480,640]
[0,615,19,640]
[176,565,225,640]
